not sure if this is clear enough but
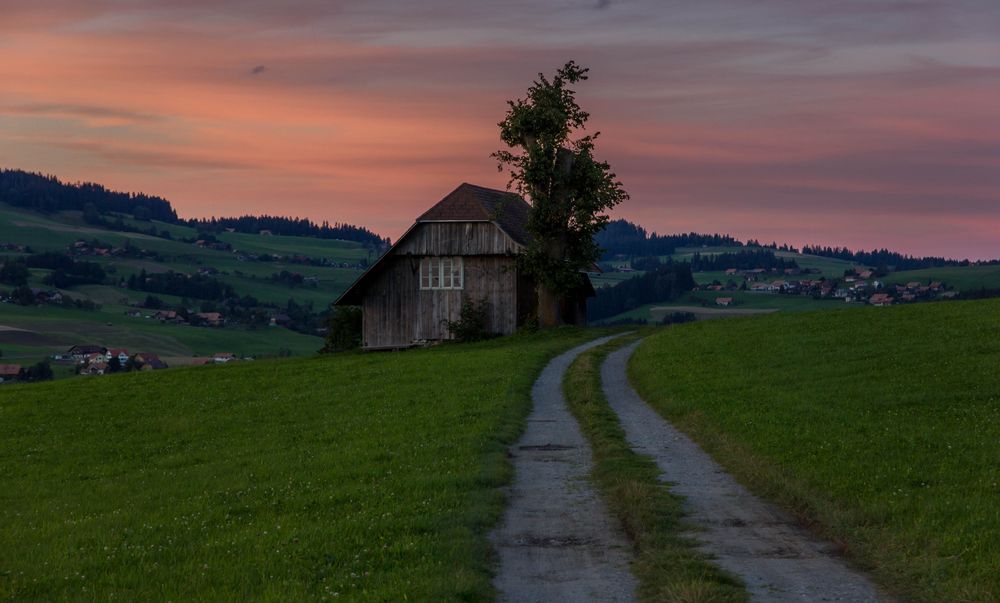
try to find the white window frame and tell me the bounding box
[420,256,464,290]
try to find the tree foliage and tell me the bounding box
[444,297,494,343]
[595,219,743,259]
[321,306,362,352]
[186,215,389,248]
[688,250,798,272]
[800,245,988,270]
[587,261,696,321]
[0,169,177,220]
[0,169,388,248]
[0,260,29,286]
[493,61,628,296]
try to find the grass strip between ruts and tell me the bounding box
[563,334,747,603]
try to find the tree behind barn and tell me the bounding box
[494,61,628,327]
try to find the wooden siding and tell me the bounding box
[394,222,521,256]
[362,255,520,348]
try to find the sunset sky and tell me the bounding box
[1,1,998,259]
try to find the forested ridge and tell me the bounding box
[0,168,177,221]
[184,215,388,247]
[0,168,386,247]
[799,245,996,270]
[587,260,696,321]
[595,219,741,259]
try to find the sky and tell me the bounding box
[1,0,998,259]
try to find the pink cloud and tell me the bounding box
[1,1,998,259]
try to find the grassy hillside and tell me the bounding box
[0,328,614,601]
[0,204,372,367]
[0,304,322,361]
[0,205,368,301]
[629,299,1000,602]
[669,246,858,280]
[596,290,849,324]
[881,264,1000,291]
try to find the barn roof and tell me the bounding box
[417,183,531,246]
[336,183,532,306]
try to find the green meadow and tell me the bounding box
[629,299,1000,602]
[0,204,374,365]
[0,328,613,601]
[597,290,850,324]
[881,264,1000,292]
[0,304,323,362]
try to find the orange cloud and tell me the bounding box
[1,1,998,258]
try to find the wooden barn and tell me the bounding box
[335,183,595,349]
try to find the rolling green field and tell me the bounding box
[669,246,860,280]
[0,206,368,305]
[0,327,615,601]
[629,299,1000,602]
[0,204,374,367]
[0,304,323,362]
[597,290,850,324]
[881,264,1000,292]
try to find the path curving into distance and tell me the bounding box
[602,339,887,602]
[490,335,637,603]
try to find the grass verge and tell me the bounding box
[564,334,746,603]
[0,327,617,601]
[629,299,1000,602]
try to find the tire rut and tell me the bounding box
[490,335,637,603]
[602,339,889,602]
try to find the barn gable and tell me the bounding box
[335,182,592,349]
[336,183,529,305]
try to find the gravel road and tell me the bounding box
[602,339,888,602]
[490,335,637,603]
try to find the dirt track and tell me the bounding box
[651,305,779,318]
[490,335,636,602]
[601,340,887,602]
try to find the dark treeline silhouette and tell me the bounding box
[23,251,109,287]
[0,169,177,221]
[587,260,696,321]
[184,216,389,248]
[954,288,1000,300]
[689,250,798,272]
[596,219,741,259]
[127,269,236,301]
[800,245,991,270]
[1,168,388,247]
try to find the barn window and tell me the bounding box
[420,257,464,290]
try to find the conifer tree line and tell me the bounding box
[799,245,993,270]
[1,169,177,221]
[0,169,387,247]
[595,219,742,259]
[586,261,696,321]
[185,215,388,248]
[687,250,798,272]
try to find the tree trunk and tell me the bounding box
[534,147,576,328]
[536,283,563,328]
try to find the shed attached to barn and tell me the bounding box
[335,183,595,349]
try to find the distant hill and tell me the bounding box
[598,218,996,270]
[595,219,742,259]
[0,168,177,221]
[184,215,388,248]
[0,168,387,248]
[0,199,372,371]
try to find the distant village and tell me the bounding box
[0,236,346,333]
[692,266,952,307]
[0,347,245,384]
